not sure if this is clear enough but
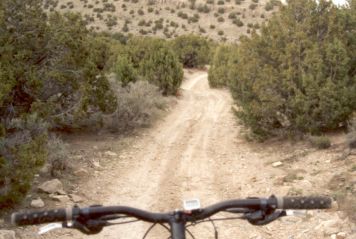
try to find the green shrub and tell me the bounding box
[46,136,70,177]
[118,37,183,95]
[188,14,200,23]
[347,118,356,149]
[171,34,211,68]
[309,136,331,149]
[122,22,129,32]
[108,81,167,132]
[217,7,225,14]
[138,9,144,15]
[114,54,138,86]
[249,3,257,10]
[0,0,117,208]
[199,26,206,33]
[138,19,146,26]
[189,0,196,9]
[139,40,183,95]
[229,0,356,138]
[153,18,164,30]
[196,4,210,13]
[228,12,237,19]
[208,45,235,87]
[178,11,189,19]
[217,16,225,22]
[0,116,48,209]
[265,2,273,11]
[233,18,244,26]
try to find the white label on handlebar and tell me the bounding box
[183,199,201,211]
[39,223,63,235]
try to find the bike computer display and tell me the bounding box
[183,198,201,211]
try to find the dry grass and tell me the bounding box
[107,80,168,132]
[43,0,280,42]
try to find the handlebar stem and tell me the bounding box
[169,211,187,239]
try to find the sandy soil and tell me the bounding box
[14,70,355,239]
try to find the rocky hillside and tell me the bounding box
[43,0,281,42]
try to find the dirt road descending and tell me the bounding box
[18,71,354,239]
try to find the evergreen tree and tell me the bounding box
[208,45,237,88]
[229,0,355,137]
[115,37,183,95]
[171,34,211,68]
[0,0,116,208]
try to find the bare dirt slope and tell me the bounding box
[16,70,355,238]
[45,0,278,42]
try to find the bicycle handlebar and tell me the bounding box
[8,195,332,227]
[278,196,331,210]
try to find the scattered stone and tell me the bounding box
[299,180,313,188]
[93,146,98,150]
[74,168,88,176]
[336,232,347,239]
[272,161,283,167]
[72,155,83,160]
[57,189,67,195]
[104,151,117,157]
[31,198,45,208]
[38,179,63,194]
[70,194,84,203]
[39,164,50,175]
[0,230,15,239]
[315,220,341,235]
[92,161,100,168]
[50,194,70,203]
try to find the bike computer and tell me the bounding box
[183,199,201,211]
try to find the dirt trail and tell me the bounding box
[17,70,355,239]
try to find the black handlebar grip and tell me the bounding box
[9,208,69,226]
[277,196,332,210]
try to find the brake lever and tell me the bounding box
[244,210,286,225]
[63,219,107,235]
[38,223,63,235]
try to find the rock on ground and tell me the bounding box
[30,198,45,208]
[0,230,15,239]
[49,195,70,203]
[70,194,84,203]
[38,179,64,194]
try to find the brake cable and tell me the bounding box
[143,222,171,239]
[209,217,219,239]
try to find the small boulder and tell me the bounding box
[49,195,70,203]
[31,198,45,208]
[70,194,84,203]
[38,179,63,194]
[104,151,117,157]
[0,230,15,239]
[92,161,100,168]
[272,161,283,167]
[336,232,347,239]
[315,220,341,236]
[74,168,88,176]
